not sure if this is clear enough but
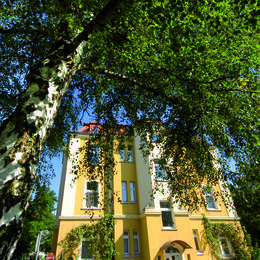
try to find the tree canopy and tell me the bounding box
[0,0,259,258]
[12,182,57,259]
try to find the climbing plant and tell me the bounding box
[203,216,251,259]
[59,214,118,259]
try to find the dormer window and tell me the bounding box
[92,126,98,134]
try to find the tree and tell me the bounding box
[12,182,57,259]
[0,0,259,258]
[230,166,260,248]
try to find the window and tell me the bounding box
[165,247,181,260]
[128,146,133,162]
[152,134,160,142]
[193,230,202,253]
[203,186,217,209]
[92,126,98,134]
[123,230,130,255]
[84,181,99,208]
[122,182,127,202]
[120,147,125,162]
[160,201,174,228]
[80,234,92,260]
[133,230,140,256]
[130,182,136,202]
[219,236,233,258]
[154,160,166,179]
[89,147,99,165]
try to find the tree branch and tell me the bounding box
[81,65,180,105]
[0,27,50,36]
[62,0,124,56]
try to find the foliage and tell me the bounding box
[12,182,57,259]
[2,0,258,207]
[203,216,252,260]
[230,166,260,248]
[59,214,117,260]
[0,0,260,256]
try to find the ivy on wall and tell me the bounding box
[59,214,118,259]
[203,216,251,260]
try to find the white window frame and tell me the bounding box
[133,230,141,256]
[128,146,133,162]
[123,230,130,256]
[203,185,218,210]
[218,236,234,258]
[83,180,100,209]
[130,182,136,202]
[122,181,127,202]
[79,236,93,260]
[160,201,175,229]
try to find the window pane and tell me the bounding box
[85,181,99,208]
[193,230,201,251]
[152,135,160,141]
[162,211,174,227]
[87,181,98,191]
[155,160,166,179]
[85,191,99,208]
[124,239,129,253]
[204,186,216,209]
[93,191,99,207]
[165,247,179,253]
[134,238,139,253]
[81,240,92,259]
[123,231,129,254]
[92,126,98,133]
[220,237,231,255]
[128,146,133,162]
[160,201,171,208]
[130,182,136,202]
[206,195,216,209]
[122,182,127,202]
[90,147,99,164]
[120,147,125,162]
[133,230,140,254]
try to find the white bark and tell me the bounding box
[0,41,86,259]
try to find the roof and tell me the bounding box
[77,121,131,134]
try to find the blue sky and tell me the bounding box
[50,155,63,200]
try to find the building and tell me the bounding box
[52,121,242,260]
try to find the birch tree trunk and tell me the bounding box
[0,0,123,258]
[0,41,86,259]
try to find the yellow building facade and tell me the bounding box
[52,121,241,260]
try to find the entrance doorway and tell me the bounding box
[164,246,181,260]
